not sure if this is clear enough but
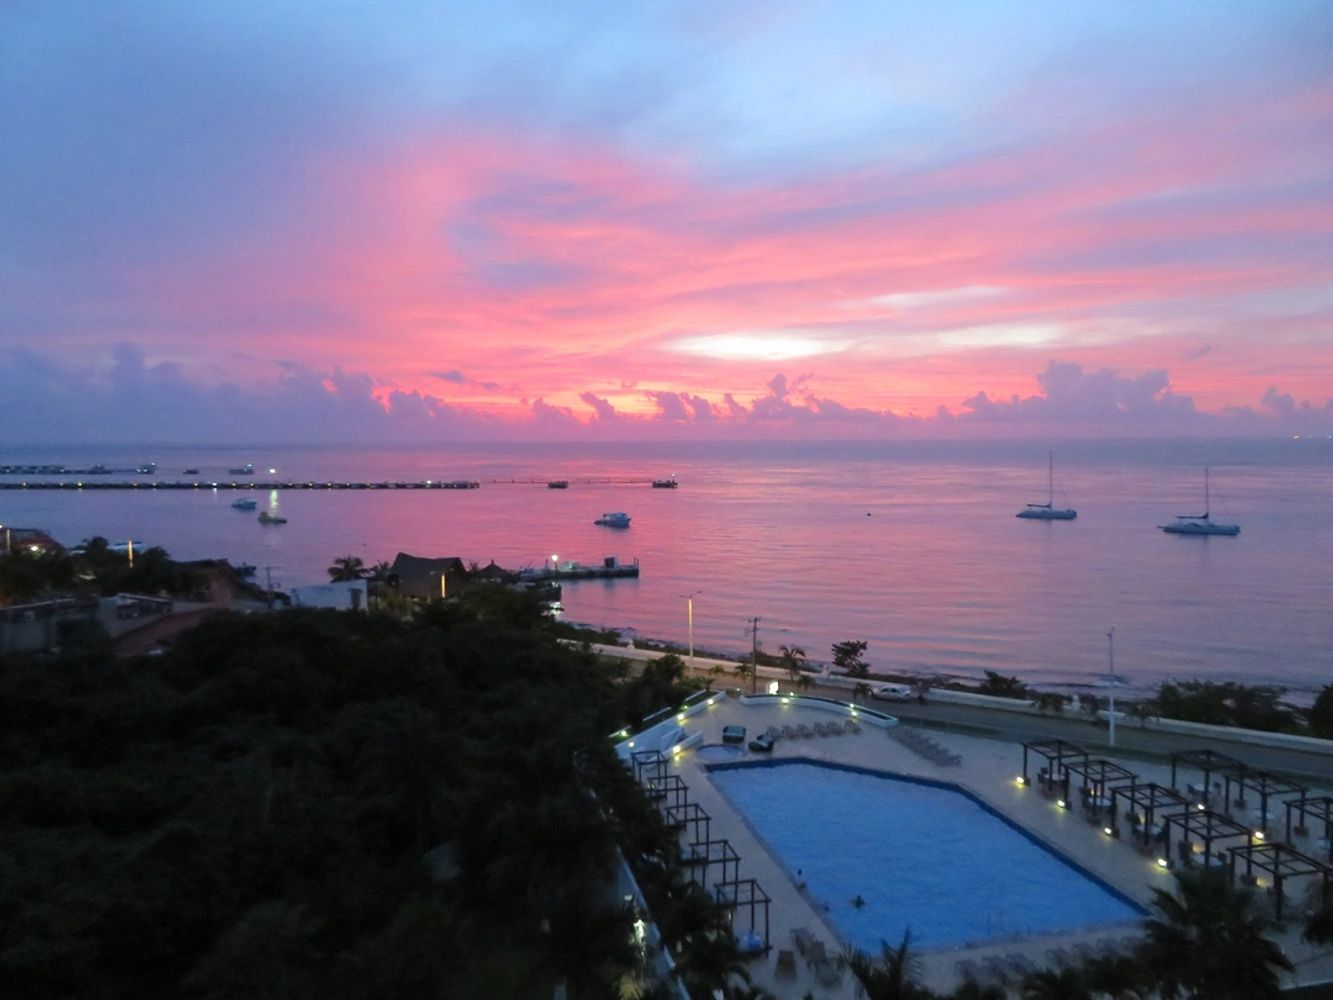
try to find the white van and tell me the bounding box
[870,683,914,702]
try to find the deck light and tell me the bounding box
[1197,803,1206,811]
[627,741,635,749]
[781,697,790,704]
[676,712,686,722]
[1016,776,1027,786]
[1254,830,1265,840]
[1156,858,1169,869]
[1056,799,1067,809]
[1103,827,1114,837]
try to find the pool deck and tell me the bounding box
[661,695,1333,999]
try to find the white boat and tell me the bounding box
[1016,453,1077,520]
[231,498,258,510]
[257,511,288,525]
[1160,467,1239,536]
[594,512,631,528]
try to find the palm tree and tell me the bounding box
[778,644,807,685]
[1138,869,1292,1000]
[844,931,937,1000]
[327,555,366,582]
[673,929,752,998]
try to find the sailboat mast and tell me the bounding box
[1048,451,1054,505]
[1204,466,1210,516]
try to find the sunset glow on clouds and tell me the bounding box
[1,1,1331,442]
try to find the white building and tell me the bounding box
[290,579,368,612]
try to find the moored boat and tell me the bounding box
[1159,467,1239,536]
[231,497,258,510]
[548,480,569,489]
[257,511,288,524]
[652,475,678,488]
[594,511,631,528]
[1017,453,1076,520]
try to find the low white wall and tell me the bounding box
[1140,716,1333,755]
[739,692,898,729]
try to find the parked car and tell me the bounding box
[721,725,747,744]
[870,683,914,702]
[748,733,775,753]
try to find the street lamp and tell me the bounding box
[681,590,702,661]
[1100,627,1129,747]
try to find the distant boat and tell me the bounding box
[1016,453,1077,520]
[257,511,287,525]
[548,480,569,489]
[182,468,200,475]
[231,497,258,510]
[652,475,678,489]
[594,512,631,528]
[1160,467,1239,536]
[228,463,255,475]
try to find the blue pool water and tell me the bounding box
[706,760,1145,951]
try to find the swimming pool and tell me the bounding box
[706,759,1145,951]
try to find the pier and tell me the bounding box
[520,557,640,581]
[0,477,677,491]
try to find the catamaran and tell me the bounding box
[1016,453,1077,520]
[1159,467,1239,536]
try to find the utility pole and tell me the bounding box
[747,616,761,693]
[263,566,280,611]
[681,590,701,662]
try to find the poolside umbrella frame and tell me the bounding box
[631,749,670,786]
[1227,842,1332,922]
[1221,770,1306,831]
[1111,782,1191,845]
[1169,748,1246,806]
[666,801,711,843]
[681,837,742,888]
[646,774,691,814]
[1284,796,1333,862]
[713,877,772,954]
[1021,739,1089,796]
[1063,758,1138,806]
[1162,809,1255,869]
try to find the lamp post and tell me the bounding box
[1100,627,1128,748]
[681,590,701,662]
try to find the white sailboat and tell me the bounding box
[1160,467,1239,536]
[1016,453,1077,520]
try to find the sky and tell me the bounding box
[2,1,1331,443]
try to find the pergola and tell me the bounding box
[1112,782,1191,843]
[1169,749,1246,804]
[714,877,772,953]
[631,749,669,785]
[681,837,742,888]
[1229,843,1333,921]
[1064,758,1138,802]
[1220,770,1307,830]
[1285,796,1333,862]
[1020,739,1089,788]
[646,774,690,813]
[1163,809,1255,869]
[666,801,711,843]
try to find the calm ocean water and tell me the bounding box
[2,439,1330,701]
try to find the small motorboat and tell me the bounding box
[257,511,287,525]
[594,512,631,528]
[548,480,569,489]
[652,476,678,488]
[231,498,258,510]
[228,463,255,475]
[182,468,200,475]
